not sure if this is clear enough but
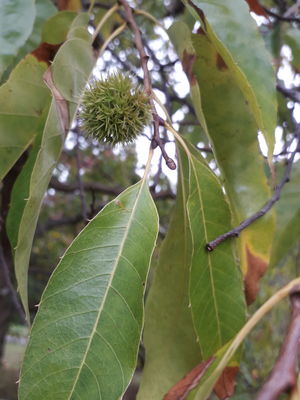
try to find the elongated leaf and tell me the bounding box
[11,32,95,318]
[185,142,246,358]
[6,116,48,250]
[19,180,159,400]
[0,0,36,79]
[0,55,49,181]
[169,22,275,304]
[271,161,300,266]
[192,278,300,399]
[137,146,201,400]
[183,0,277,155]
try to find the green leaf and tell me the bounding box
[52,38,94,109]
[67,13,92,42]
[284,27,300,72]
[26,0,57,48]
[6,118,47,250]
[183,0,277,156]
[184,141,246,358]
[0,0,36,79]
[11,35,95,318]
[19,180,159,400]
[1,0,57,82]
[168,21,207,131]
[271,161,300,266]
[0,55,49,182]
[42,11,78,44]
[137,146,201,400]
[169,22,274,304]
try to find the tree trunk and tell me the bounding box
[0,153,28,361]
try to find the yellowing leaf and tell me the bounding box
[169,22,275,304]
[184,0,277,157]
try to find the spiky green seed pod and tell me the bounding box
[80,73,152,145]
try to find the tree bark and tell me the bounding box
[0,153,27,361]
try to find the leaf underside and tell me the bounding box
[185,144,246,359]
[19,180,159,400]
[137,145,201,400]
[169,21,275,304]
[9,30,95,318]
[185,0,277,156]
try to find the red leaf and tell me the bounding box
[245,0,268,17]
[214,366,239,399]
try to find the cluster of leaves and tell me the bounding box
[0,0,300,400]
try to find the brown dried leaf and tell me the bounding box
[182,50,197,85]
[57,0,81,11]
[32,42,61,65]
[244,246,268,304]
[163,358,214,400]
[216,53,228,71]
[213,366,239,399]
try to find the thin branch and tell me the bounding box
[197,145,213,153]
[206,124,300,251]
[283,0,300,18]
[0,240,26,324]
[38,187,175,236]
[109,49,144,84]
[84,2,111,11]
[255,284,300,400]
[49,177,175,200]
[36,202,107,235]
[277,84,300,103]
[49,177,123,196]
[263,6,300,22]
[118,0,176,170]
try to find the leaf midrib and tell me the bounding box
[67,180,145,400]
[190,156,222,349]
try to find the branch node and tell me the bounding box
[151,138,158,149]
[206,244,214,252]
[205,120,300,251]
[166,158,176,170]
[119,0,175,169]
